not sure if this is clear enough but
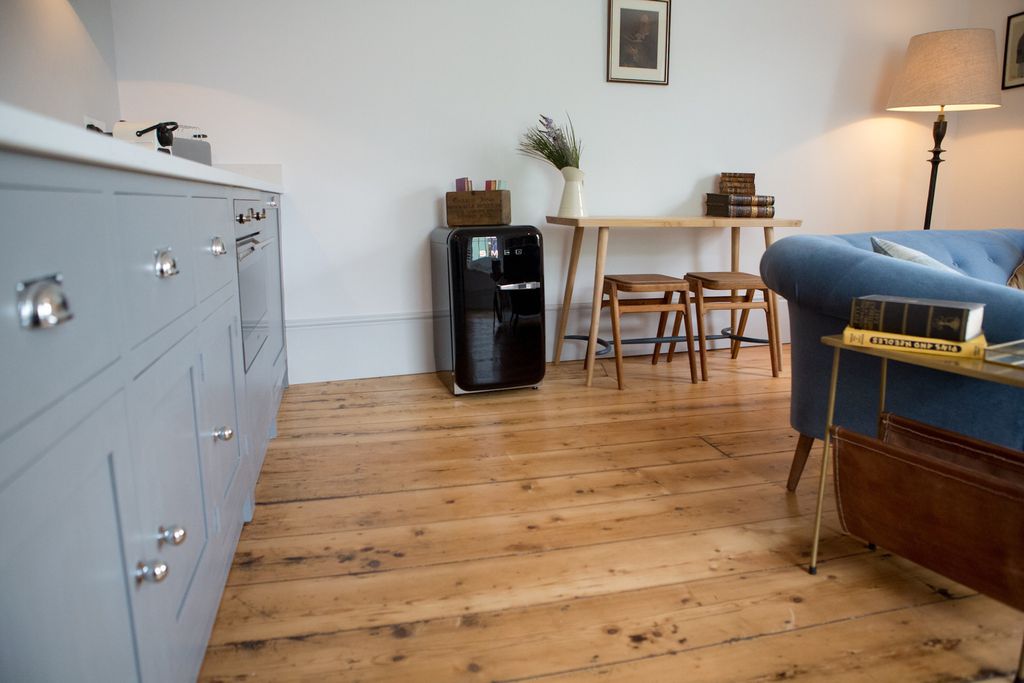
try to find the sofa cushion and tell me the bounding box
[1008,259,1024,290]
[870,237,960,274]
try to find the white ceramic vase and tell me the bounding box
[557,166,586,218]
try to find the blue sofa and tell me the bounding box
[760,229,1024,489]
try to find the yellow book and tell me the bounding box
[842,326,987,358]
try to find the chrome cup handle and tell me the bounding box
[17,275,74,329]
[154,249,180,279]
[210,236,228,256]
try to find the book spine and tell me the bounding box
[706,193,775,206]
[706,205,776,218]
[842,327,986,358]
[848,299,971,342]
[719,173,755,181]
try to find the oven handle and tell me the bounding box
[237,237,275,263]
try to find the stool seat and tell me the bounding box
[600,274,698,389]
[604,274,689,291]
[684,271,766,290]
[682,271,780,380]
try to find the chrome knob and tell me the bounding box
[135,559,168,584]
[213,426,234,442]
[154,249,179,278]
[158,525,187,547]
[237,212,251,224]
[267,197,278,208]
[17,275,74,329]
[210,236,228,256]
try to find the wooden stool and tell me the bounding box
[601,274,698,389]
[682,271,780,381]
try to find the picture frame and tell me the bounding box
[607,0,670,85]
[1003,11,1024,90]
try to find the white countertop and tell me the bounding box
[0,101,283,194]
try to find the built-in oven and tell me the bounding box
[235,203,275,372]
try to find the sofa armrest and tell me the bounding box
[760,235,1024,343]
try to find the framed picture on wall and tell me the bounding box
[607,0,670,85]
[1003,11,1024,90]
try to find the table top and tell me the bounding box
[822,335,1024,389]
[545,216,803,228]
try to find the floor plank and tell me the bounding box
[200,347,1023,681]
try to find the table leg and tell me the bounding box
[809,347,841,575]
[730,226,740,335]
[585,226,610,387]
[763,226,783,371]
[877,358,888,435]
[553,226,585,365]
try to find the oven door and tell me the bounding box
[237,235,273,372]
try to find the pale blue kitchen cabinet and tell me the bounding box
[0,126,286,682]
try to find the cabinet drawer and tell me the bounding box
[192,196,235,301]
[0,393,139,681]
[127,333,207,683]
[0,189,121,439]
[116,194,196,347]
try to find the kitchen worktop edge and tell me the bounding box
[0,101,283,194]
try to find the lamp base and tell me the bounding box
[923,115,947,230]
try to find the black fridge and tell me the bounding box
[430,225,545,394]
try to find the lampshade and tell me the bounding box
[886,28,1002,112]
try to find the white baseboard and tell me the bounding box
[285,301,789,384]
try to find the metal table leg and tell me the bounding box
[809,346,841,575]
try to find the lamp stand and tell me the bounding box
[923,110,947,230]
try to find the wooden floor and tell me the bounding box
[199,346,1022,682]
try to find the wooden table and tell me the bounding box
[545,216,803,386]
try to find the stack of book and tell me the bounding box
[706,172,776,218]
[455,178,508,192]
[843,294,987,358]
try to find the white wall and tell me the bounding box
[108,0,1001,383]
[945,0,1024,228]
[0,0,120,128]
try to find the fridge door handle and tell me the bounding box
[498,281,542,291]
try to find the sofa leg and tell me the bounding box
[786,434,815,492]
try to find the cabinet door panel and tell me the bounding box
[116,194,196,347]
[0,394,138,682]
[127,333,207,682]
[0,189,121,440]
[197,298,243,523]
[191,196,235,301]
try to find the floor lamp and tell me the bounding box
[886,29,1001,229]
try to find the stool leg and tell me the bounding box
[609,286,625,389]
[653,292,672,365]
[692,281,709,381]
[732,290,755,359]
[681,290,698,384]
[668,292,683,363]
[765,287,780,377]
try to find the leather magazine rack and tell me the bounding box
[831,414,1024,612]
